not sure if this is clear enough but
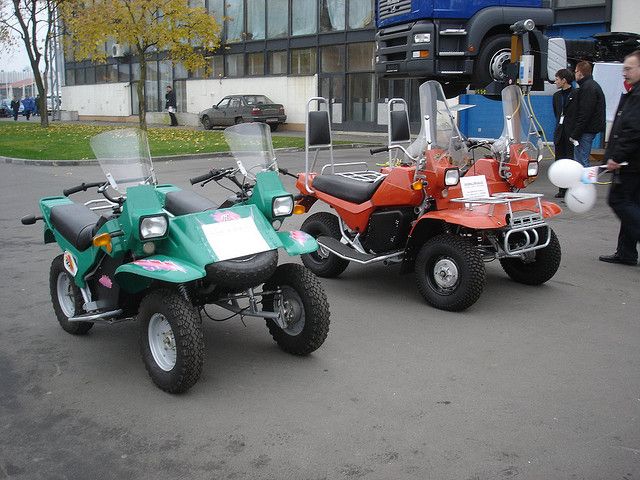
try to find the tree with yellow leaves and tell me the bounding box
[61,0,221,129]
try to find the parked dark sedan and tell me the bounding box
[199,95,287,131]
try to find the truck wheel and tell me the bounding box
[300,212,349,277]
[415,234,486,312]
[262,264,330,355]
[500,228,561,285]
[472,35,512,87]
[50,255,93,335]
[138,289,204,393]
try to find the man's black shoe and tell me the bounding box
[598,254,637,266]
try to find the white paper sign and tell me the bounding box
[460,175,490,199]
[201,217,271,261]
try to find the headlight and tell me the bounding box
[444,168,460,186]
[527,161,539,177]
[139,215,168,239]
[272,195,294,217]
[414,33,431,43]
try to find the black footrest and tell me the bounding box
[317,236,377,263]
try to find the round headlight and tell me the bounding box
[140,215,168,239]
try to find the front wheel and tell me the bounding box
[500,229,561,285]
[262,264,330,355]
[50,255,93,335]
[201,115,212,130]
[415,234,486,312]
[300,212,349,278]
[138,289,204,393]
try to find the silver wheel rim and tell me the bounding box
[432,258,459,289]
[316,244,331,260]
[280,286,305,336]
[56,272,76,318]
[148,313,177,371]
[489,48,511,81]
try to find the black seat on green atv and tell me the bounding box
[312,175,384,204]
[164,190,218,216]
[50,203,100,251]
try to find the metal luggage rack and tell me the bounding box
[450,192,550,256]
[320,162,385,183]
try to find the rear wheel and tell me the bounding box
[138,289,204,393]
[300,212,349,278]
[269,123,279,132]
[500,228,561,285]
[49,255,93,335]
[415,234,486,312]
[262,264,330,355]
[201,115,212,130]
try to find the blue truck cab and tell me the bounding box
[375,0,553,94]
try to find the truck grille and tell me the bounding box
[378,0,412,20]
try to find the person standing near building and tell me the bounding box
[570,61,606,167]
[599,50,640,266]
[165,85,178,127]
[552,68,578,198]
[10,96,20,121]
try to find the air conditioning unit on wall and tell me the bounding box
[112,43,129,58]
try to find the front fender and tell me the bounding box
[115,255,205,293]
[277,230,318,256]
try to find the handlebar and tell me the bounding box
[278,167,298,179]
[190,167,235,185]
[369,146,389,155]
[63,181,105,197]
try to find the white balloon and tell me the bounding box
[565,183,597,213]
[548,159,584,189]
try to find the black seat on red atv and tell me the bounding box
[164,190,218,216]
[312,175,384,204]
[50,203,100,251]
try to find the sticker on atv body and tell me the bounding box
[202,217,271,261]
[63,251,78,276]
[132,259,187,273]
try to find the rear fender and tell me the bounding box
[115,255,205,294]
[277,230,318,256]
[400,219,446,274]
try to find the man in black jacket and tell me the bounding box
[570,61,606,167]
[552,68,577,198]
[165,85,178,127]
[599,50,640,266]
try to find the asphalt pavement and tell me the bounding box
[0,150,638,480]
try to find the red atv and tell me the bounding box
[294,82,561,312]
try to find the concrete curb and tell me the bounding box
[0,143,380,166]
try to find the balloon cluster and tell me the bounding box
[547,159,597,213]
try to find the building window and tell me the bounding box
[247,52,265,75]
[320,0,345,32]
[85,66,96,84]
[145,61,159,111]
[226,0,244,43]
[188,0,204,7]
[247,0,265,40]
[347,73,375,122]
[107,64,118,82]
[118,63,130,82]
[347,42,374,71]
[321,45,345,73]
[174,63,188,80]
[226,54,245,77]
[96,65,107,83]
[131,63,140,81]
[268,51,288,75]
[292,0,316,36]
[208,0,223,17]
[348,0,373,29]
[211,56,224,78]
[291,48,316,75]
[65,69,75,86]
[267,0,288,38]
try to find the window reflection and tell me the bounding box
[321,45,345,73]
[291,48,317,74]
[320,0,345,32]
[226,0,244,43]
[292,0,316,36]
[247,52,265,75]
[226,54,245,77]
[348,0,373,29]
[348,43,374,71]
[267,0,288,38]
[247,0,265,40]
[269,51,288,75]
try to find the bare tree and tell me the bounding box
[0,0,60,127]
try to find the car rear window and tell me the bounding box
[244,95,273,105]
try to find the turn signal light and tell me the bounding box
[293,205,306,215]
[92,233,113,253]
[411,180,424,191]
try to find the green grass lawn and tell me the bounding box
[0,122,309,160]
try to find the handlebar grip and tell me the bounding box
[370,146,389,155]
[21,214,42,225]
[190,171,216,185]
[63,181,103,197]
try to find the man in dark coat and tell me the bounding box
[10,96,20,121]
[570,61,606,167]
[165,85,178,127]
[552,68,577,198]
[599,50,640,266]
